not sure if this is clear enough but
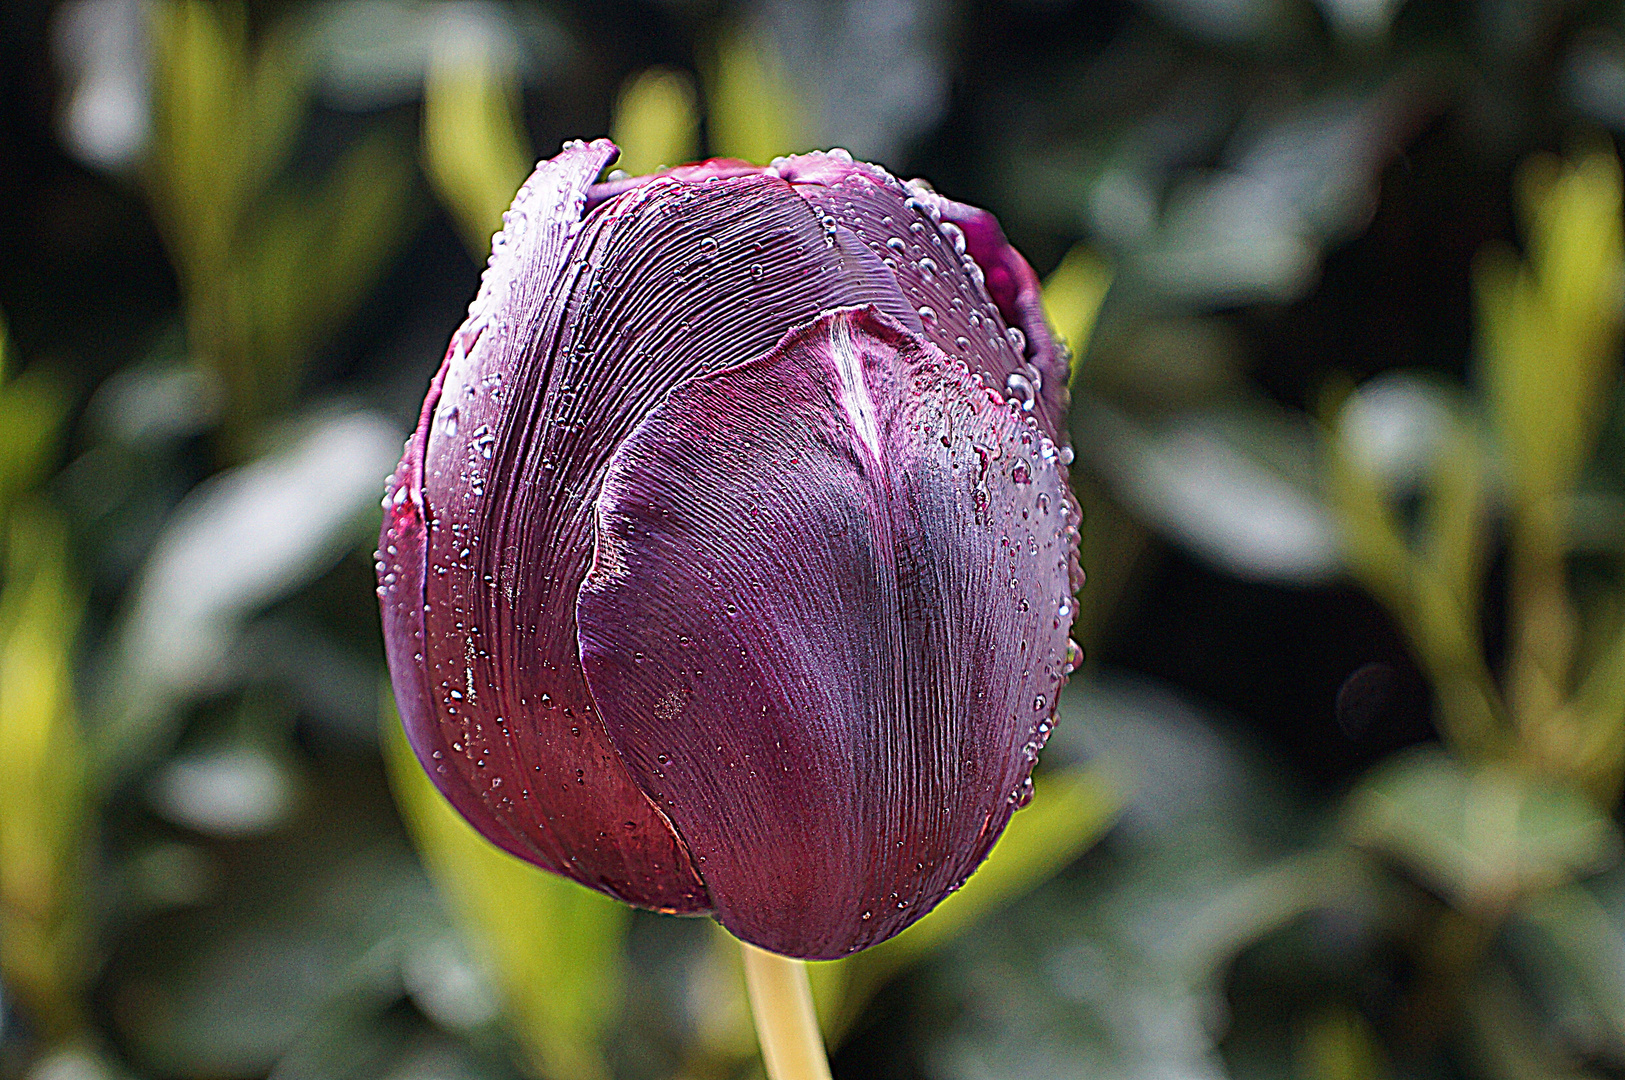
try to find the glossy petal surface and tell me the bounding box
[380,140,637,876]
[773,153,1068,445]
[576,307,1075,958]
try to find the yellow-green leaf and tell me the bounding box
[704,22,802,165]
[1042,243,1113,384]
[381,691,627,1080]
[610,66,700,176]
[421,44,533,259]
[0,501,88,1043]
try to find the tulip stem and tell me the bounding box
[741,942,835,1080]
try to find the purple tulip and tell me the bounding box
[377,139,1082,959]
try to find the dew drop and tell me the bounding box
[1006,372,1036,410]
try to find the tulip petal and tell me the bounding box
[772,153,1069,444]
[576,307,1077,958]
[584,158,766,213]
[383,139,712,911]
[397,147,933,912]
[382,139,629,872]
[930,195,1070,440]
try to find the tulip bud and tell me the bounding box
[378,139,1081,959]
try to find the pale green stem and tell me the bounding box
[740,942,834,1080]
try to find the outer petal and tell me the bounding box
[391,146,927,911]
[576,307,1077,958]
[380,139,646,875]
[584,158,768,214]
[930,195,1069,442]
[772,152,1069,446]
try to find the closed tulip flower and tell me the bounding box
[378,138,1081,961]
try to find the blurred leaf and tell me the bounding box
[93,410,404,786]
[1345,747,1620,916]
[1041,244,1112,384]
[610,67,700,176]
[147,0,250,285]
[1297,1006,1390,1080]
[1137,0,1313,49]
[1312,0,1407,41]
[0,501,88,1043]
[1119,82,1428,307]
[147,1,308,294]
[1462,962,1594,1080]
[104,791,433,1079]
[1074,394,1342,584]
[304,0,573,113]
[813,762,1124,1040]
[1508,879,1625,1069]
[1478,149,1625,510]
[244,124,423,421]
[924,672,1329,1080]
[382,693,628,1080]
[705,22,802,165]
[422,36,533,260]
[1327,380,1505,758]
[0,326,70,519]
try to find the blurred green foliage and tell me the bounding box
[382,693,628,1080]
[147,0,420,455]
[0,326,86,1047]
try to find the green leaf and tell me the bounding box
[92,410,403,785]
[0,358,69,519]
[381,691,628,1080]
[704,22,802,165]
[0,500,88,1042]
[610,67,700,176]
[1345,747,1621,915]
[421,44,533,259]
[1041,244,1112,384]
[1462,961,1595,1080]
[1479,150,1625,509]
[242,125,422,423]
[1074,393,1341,584]
[1507,877,1625,1067]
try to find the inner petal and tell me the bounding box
[576,306,1077,958]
